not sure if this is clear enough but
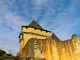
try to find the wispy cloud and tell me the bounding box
[0,0,31,55]
[33,0,47,6]
[0,0,80,55]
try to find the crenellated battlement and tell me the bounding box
[22,26,51,36]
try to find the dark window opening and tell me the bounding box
[35,48,38,49]
[37,42,39,43]
[34,44,37,45]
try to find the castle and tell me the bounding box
[18,20,80,60]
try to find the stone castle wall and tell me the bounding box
[19,20,80,60]
[39,39,74,60]
[21,34,80,60]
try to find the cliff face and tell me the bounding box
[21,34,80,60]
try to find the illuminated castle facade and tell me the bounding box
[18,20,80,60]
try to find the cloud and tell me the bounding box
[0,0,80,55]
[0,0,31,55]
[52,0,80,40]
[37,0,80,40]
[34,0,47,6]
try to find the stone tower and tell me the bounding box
[19,20,51,56]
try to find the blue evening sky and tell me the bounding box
[0,0,80,55]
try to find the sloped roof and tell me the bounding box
[28,20,44,30]
[22,20,51,32]
[51,33,60,41]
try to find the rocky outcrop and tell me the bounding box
[0,50,14,59]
